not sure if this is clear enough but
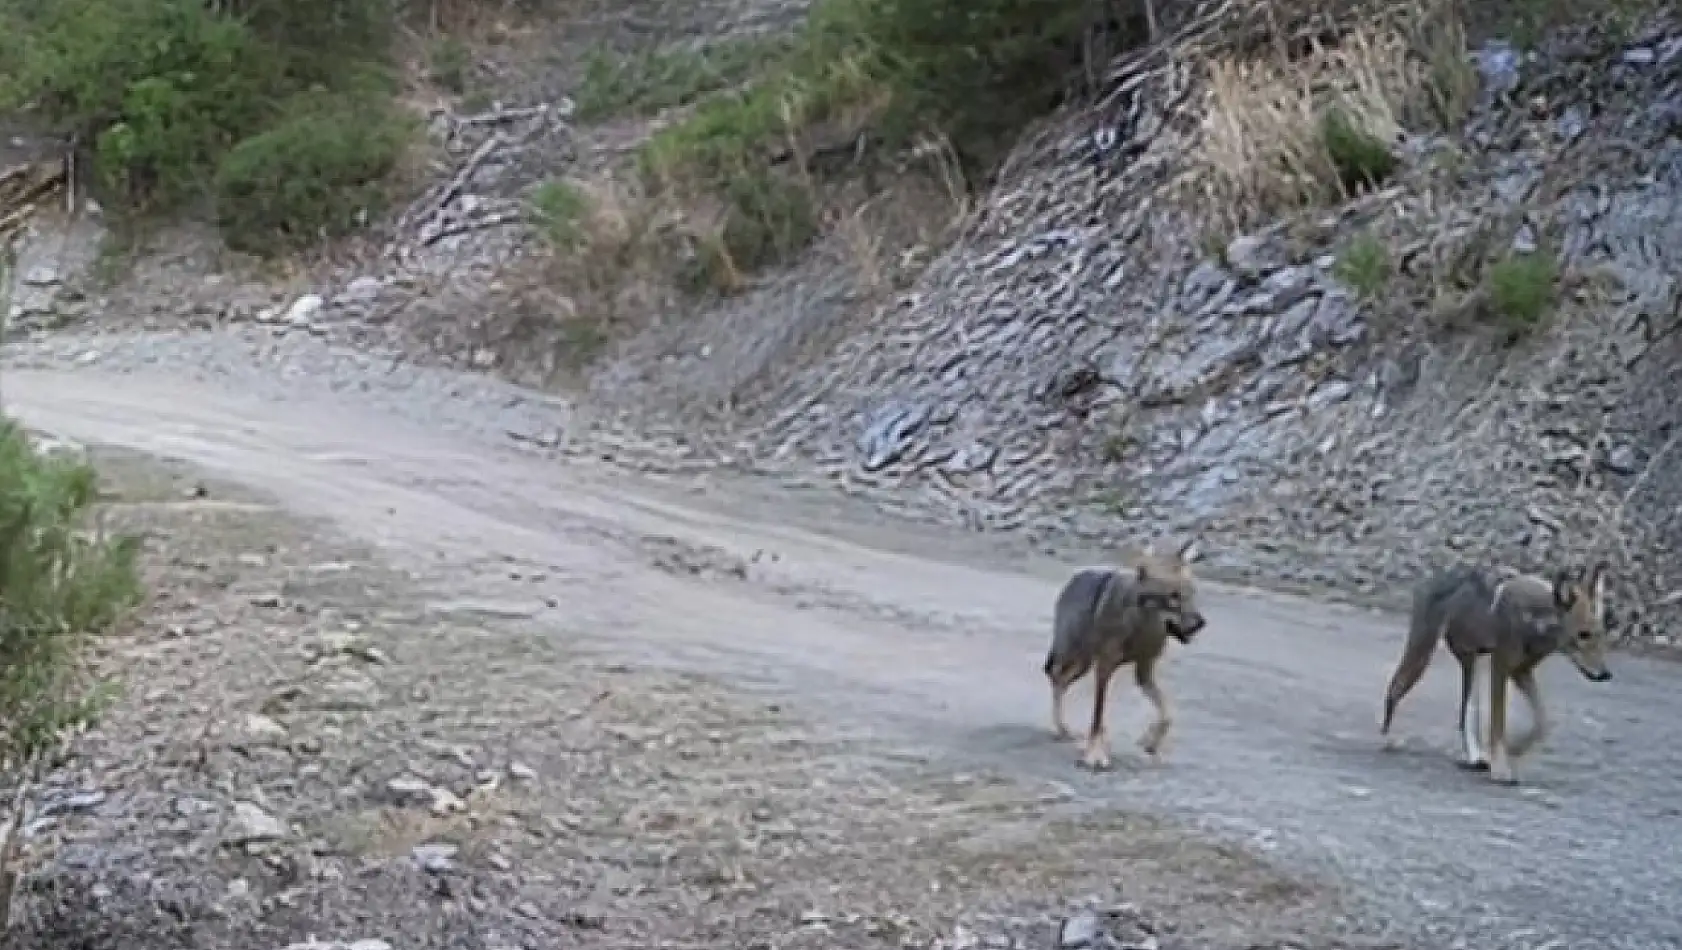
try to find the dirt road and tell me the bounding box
[7,355,1681,950]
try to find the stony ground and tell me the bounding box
[6,361,1682,950]
[0,446,1362,950]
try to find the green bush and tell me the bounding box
[1333,234,1391,300]
[429,36,473,95]
[0,423,142,764]
[213,96,412,255]
[718,169,819,273]
[638,0,1098,287]
[1485,249,1557,329]
[529,178,591,250]
[0,0,399,241]
[575,37,791,122]
[0,0,277,207]
[1321,107,1399,192]
[847,0,1092,171]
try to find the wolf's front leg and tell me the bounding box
[1134,659,1172,762]
[1078,658,1122,771]
[1485,665,1519,786]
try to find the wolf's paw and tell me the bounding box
[1137,732,1166,762]
[1455,757,1491,772]
[1077,745,1113,772]
[1487,760,1519,786]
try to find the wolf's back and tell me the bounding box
[1047,568,1120,669]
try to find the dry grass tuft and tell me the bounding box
[480,173,679,379]
[1183,0,1471,238]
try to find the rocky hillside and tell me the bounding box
[6,0,1682,641]
[587,2,1682,640]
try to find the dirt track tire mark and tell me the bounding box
[8,366,1682,950]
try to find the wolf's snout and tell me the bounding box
[1572,656,1613,682]
[1170,612,1207,642]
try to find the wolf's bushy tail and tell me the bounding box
[1380,570,1469,734]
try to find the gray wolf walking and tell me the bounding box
[1042,539,1208,771]
[1379,562,1613,785]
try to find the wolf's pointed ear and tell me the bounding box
[1589,560,1609,605]
[1552,570,1577,610]
[1177,539,1202,564]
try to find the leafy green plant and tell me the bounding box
[0,414,143,929]
[529,178,591,250]
[636,0,1099,288]
[0,0,399,239]
[0,424,142,764]
[1333,234,1392,300]
[1320,107,1399,193]
[575,38,790,121]
[0,0,276,207]
[213,95,413,254]
[429,35,473,95]
[1485,249,1557,329]
[717,169,819,275]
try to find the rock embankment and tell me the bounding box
[705,12,1682,639]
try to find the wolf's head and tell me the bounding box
[1132,539,1207,644]
[1551,560,1613,683]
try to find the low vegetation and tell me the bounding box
[1333,234,1392,300]
[574,37,793,122]
[576,0,1108,293]
[214,93,414,255]
[1191,17,1428,237]
[0,0,410,254]
[0,418,143,925]
[429,35,475,96]
[510,173,668,367]
[1484,248,1558,330]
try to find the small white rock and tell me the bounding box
[385,776,432,805]
[241,714,288,743]
[227,801,286,843]
[285,293,325,326]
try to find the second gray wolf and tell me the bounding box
[1379,562,1613,785]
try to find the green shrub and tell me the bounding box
[719,169,819,273]
[645,0,1095,179]
[637,0,1098,287]
[529,179,591,250]
[1485,249,1557,328]
[0,0,398,229]
[1333,234,1391,299]
[0,0,277,207]
[575,37,790,121]
[429,36,473,95]
[640,83,787,185]
[845,0,1092,171]
[0,423,142,764]
[213,96,413,254]
[230,0,394,87]
[1320,107,1399,192]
